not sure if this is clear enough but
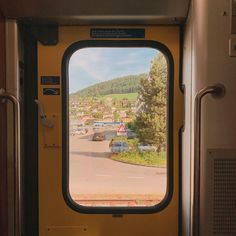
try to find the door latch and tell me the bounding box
[35,99,54,128]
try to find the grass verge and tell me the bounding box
[111,151,166,167]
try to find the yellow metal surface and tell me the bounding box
[42,114,60,148]
[46,226,88,236]
[38,26,183,236]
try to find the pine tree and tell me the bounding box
[135,53,167,152]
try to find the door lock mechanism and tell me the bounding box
[35,99,54,128]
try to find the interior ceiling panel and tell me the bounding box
[0,0,190,25]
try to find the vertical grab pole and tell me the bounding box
[0,91,21,236]
[191,84,225,236]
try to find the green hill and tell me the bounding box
[74,74,148,97]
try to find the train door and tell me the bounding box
[37,26,182,236]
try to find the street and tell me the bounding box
[69,127,167,206]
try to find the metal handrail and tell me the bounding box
[0,90,21,236]
[191,84,225,236]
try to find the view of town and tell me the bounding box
[69,48,168,207]
[69,93,137,126]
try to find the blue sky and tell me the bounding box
[69,47,158,93]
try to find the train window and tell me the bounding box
[62,41,174,213]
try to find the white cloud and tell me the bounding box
[69,48,110,82]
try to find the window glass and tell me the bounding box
[68,47,168,208]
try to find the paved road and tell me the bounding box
[69,127,167,199]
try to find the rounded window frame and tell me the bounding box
[62,40,174,214]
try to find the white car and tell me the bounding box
[70,129,76,136]
[138,143,157,152]
[75,128,88,135]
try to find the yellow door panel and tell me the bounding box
[38,26,182,236]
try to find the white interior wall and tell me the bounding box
[182,2,193,235]
[183,0,236,235]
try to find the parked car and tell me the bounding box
[75,128,88,135]
[138,143,157,152]
[70,129,76,136]
[92,132,105,141]
[111,141,129,153]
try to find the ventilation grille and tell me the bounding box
[213,159,236,235]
